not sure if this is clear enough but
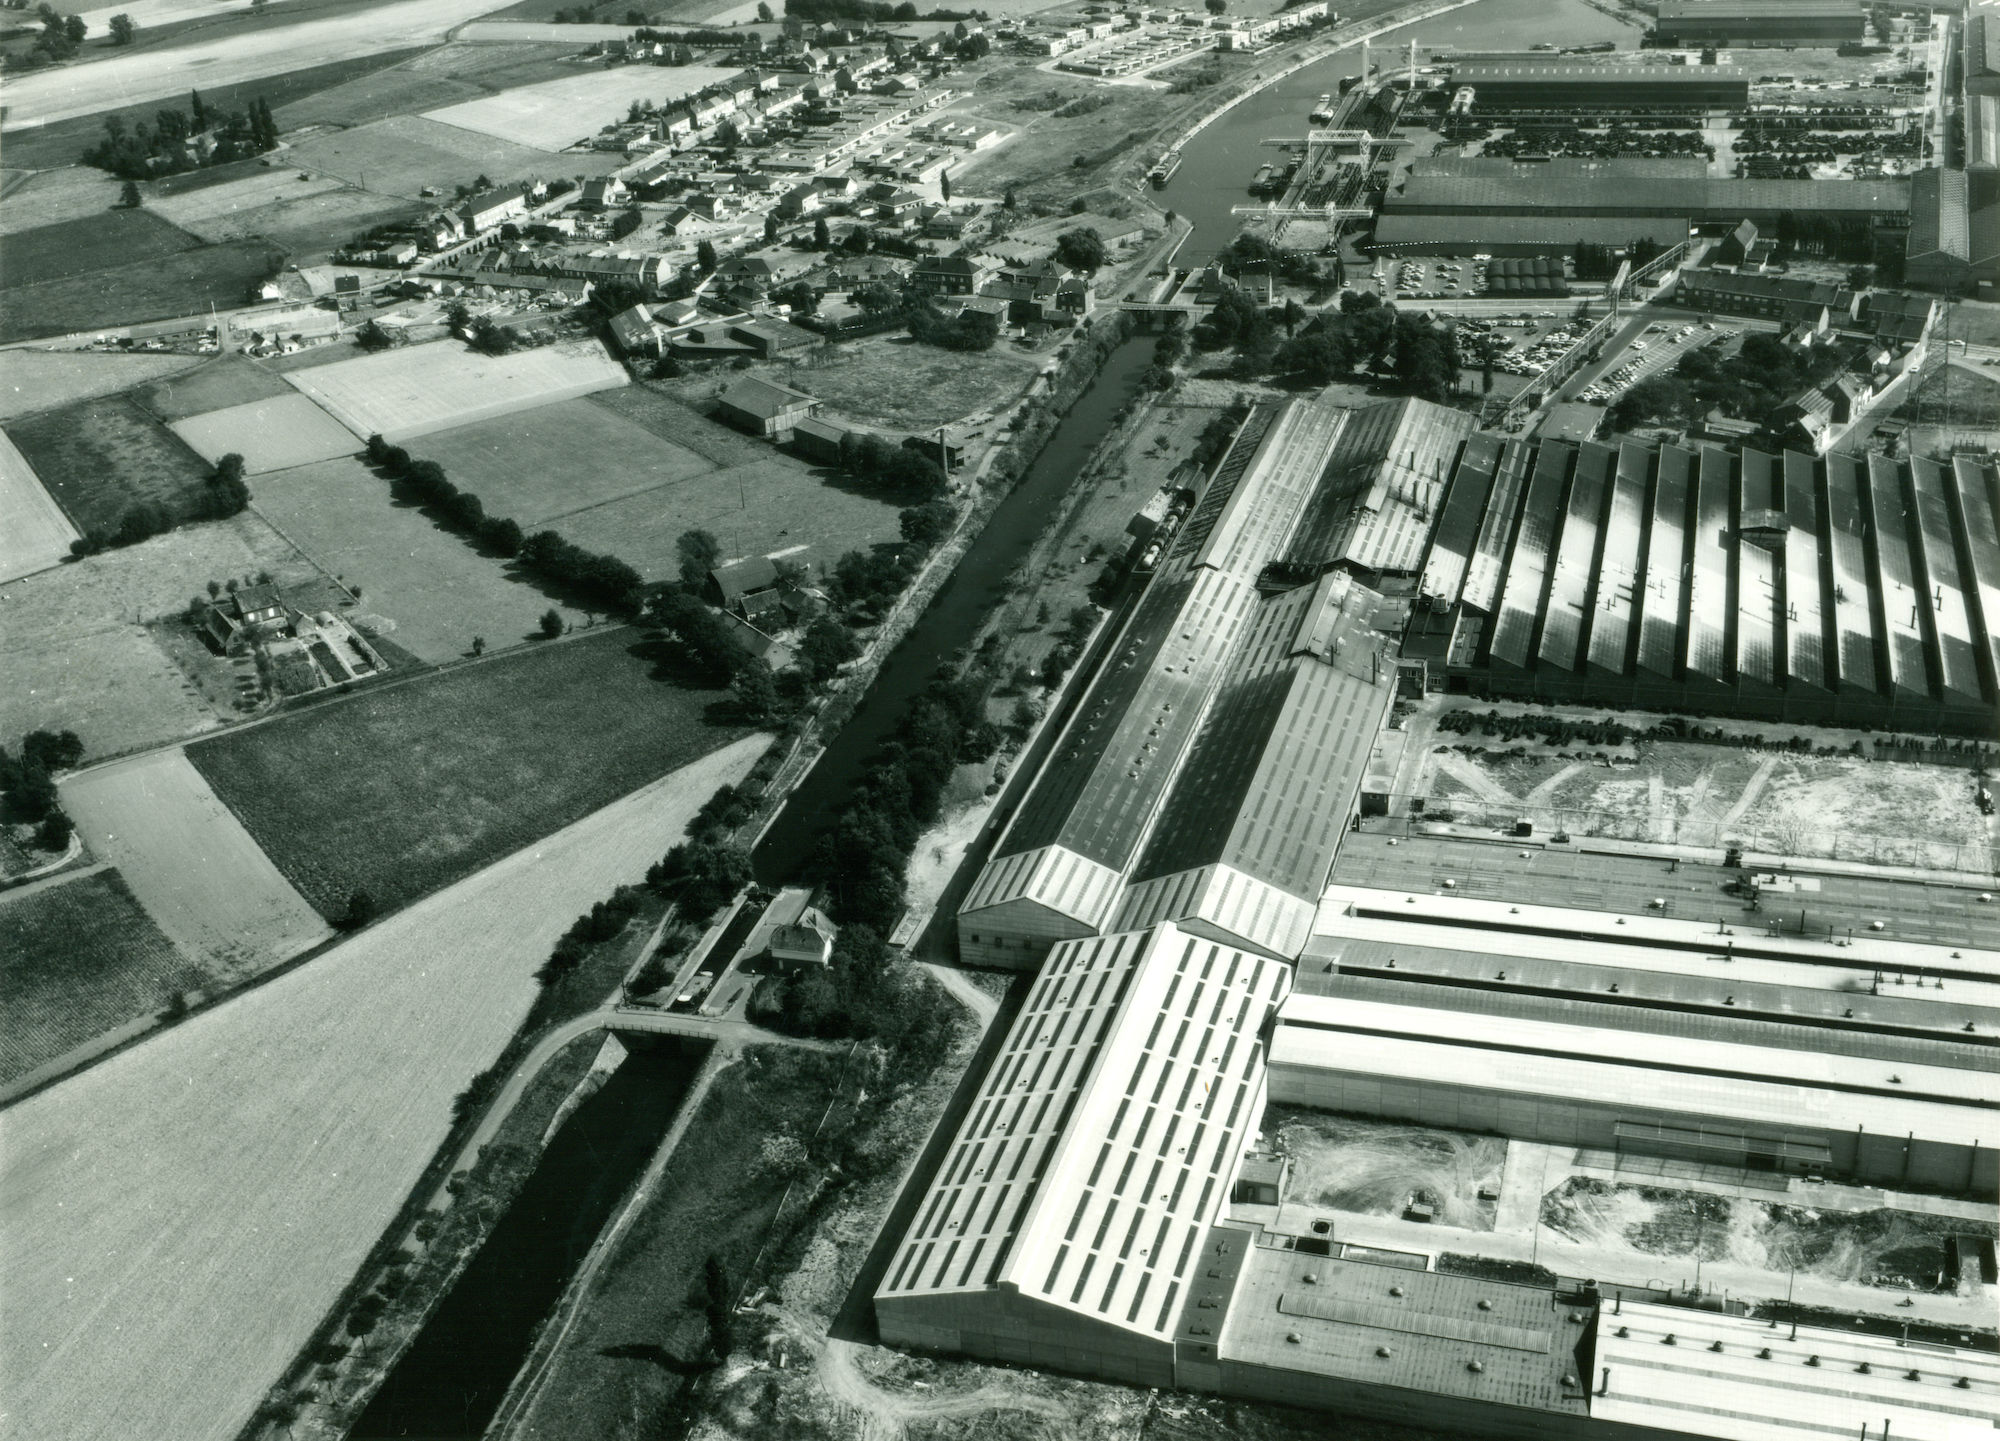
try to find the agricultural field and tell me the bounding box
[573,387,903,580]
[418,397,715,524]
[0,429,79,584]
[1270,1107,1505,1231]
[0,512,322,756]
[143,168,423,255]
[145,168,352,230]
[0,239,287,345]
[62,750,330,978]
[0,735,767,1441]
[0,349,201,422]
[0,207,202,289]
[188,628,756,917]
[250,455,587,661]
[133,354,294,421]
[0,166,126,236]
[5,393,216,541]
[275,42,588,130]
[420,63,735,150]
[0,868,192,1091]
[169,392,361,472]
[283,336,627,440]
[675,333,1044,433]
[284,113,618,202]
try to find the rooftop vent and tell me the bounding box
[1758,1349,1772,1360]
[1286,1332,1301,1344]
[1377,1346,1394,1358]
[1662,1335,1677,1346]
[1467,1360,1485,1374]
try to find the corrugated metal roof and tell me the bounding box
[1587,442,1649,673]
[1489,441,1573,668]
[1948,455,2000,693]
[1539,441,1612,672]
[1734,529,1778,687]
[1822,454,1877,692]
[1780,449,1828,689]
[1449,59,1748,84]
[1371,214,1691,249]
[1282,398,1473,576]
[1388,174,1909,218]
[1655,0,1861,18]
[1909,459,1985,704]
[1420,431,1502,602]
[1867,453,1933,698]
[1637,445,1693,677]
[1462,439,1535,613]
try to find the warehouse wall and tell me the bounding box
[878,1288,1178,1388]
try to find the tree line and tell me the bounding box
[70,451,250,557]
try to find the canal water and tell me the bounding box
[750,333,1157,884]
[348,1038,706,1441]
[1163,0,1638,265]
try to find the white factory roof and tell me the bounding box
[1593,1302,2000,1441]
[879,923,1289,1338]
[1272,993,1998,1150]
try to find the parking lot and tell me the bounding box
[1577,318,1717,404]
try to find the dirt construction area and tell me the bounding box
[0,736,767,1441]
[1417,726,1996,874]
[1271,1108,1505,1230]
[284,337,627,442]
[61,750,330,979]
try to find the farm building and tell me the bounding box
[1443,59,1750,111]
[1649,0,1863,48]
[713,376,820,438]
[955,398,1461,969]
[1400,436,1999,733]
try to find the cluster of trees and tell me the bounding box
[1053,226,1108,275]
[539,883,648,983]
[1035,601,1101,691]
[1437,708,1638,749]
[787,0,982,21]
[1261,292,1461,402]
[69,450,250,557]
[905,299,1000,352]
[82,91,280,178]
[1140,318,1189,390]
[1610,330,1836,433]
[752,922,961,1086]
[364,435,645,613]
[1,729,83,851]
[835,431,948,501]
[644,838,752,927]
[10,3,87,66]
[805,670,996,932]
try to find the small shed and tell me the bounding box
[713,375,820,438]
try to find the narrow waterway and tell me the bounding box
[348,1038,706,1441]
[750,335,1156,884]
[1163,0,1638,265]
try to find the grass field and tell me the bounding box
[0,512,321,756]
[285,113,616,201]
[251,454,587,661]
[0,428,80,584]
[284,336,627,440]
[417,397,714,525]
[0,736,766,1441]
[0,350,202,422]
[0,207,201,289]
[0,167,126,236]
[5,393,215,540]
[170,392,361,472]
[275,42,586,130]
[677,333,1043,432]
[0,49,431,171]
[0,868,191,1089]
[188,629,754,917]
[134,354,294,421]
[421,63,734,149]
[63,750,330,978]
[575,386,903,579]
[145,169,348,226]
[0,239,286,344]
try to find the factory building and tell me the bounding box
[1400,437,2000,734]
[1905,166,2000,295]
[1383,155,1909,227]
[957,397,1471,969]
[1369,214,1690,259]
[1649,0,1865,48]
[1444,59,1751,112]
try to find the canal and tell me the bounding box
[1162,0,1638,266]
[749,333,1157,884]
[348,1038,707,1441]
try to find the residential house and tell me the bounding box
[200,583,288,651]
[578,176,631,211]
[910,253,994,295]
[768,903,836,969]
[609,302,666,355]
[459,182,537,235]
[713,375,821,437]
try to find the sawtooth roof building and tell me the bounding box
[1648,0,1864,48]
[1399,436,2000,734]
[1444,59,1751,110]
[957,396,1472,969]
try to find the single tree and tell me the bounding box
[338,889,377,931]
[730,658,779,722]
[108,12,136,43]
[939,171,950,203]
[1054,226,1107,275]
[539,608,565,639]
[470,636,486,656]
[703,1255,734,1361]
[118,179,142,208]
[812,215,830,248]
[763,211,779,243]
[213,452,246,486]
[1204,0,1225,12]
[63,12,85,42]
[190,87,208,128]
[1003,186,1017,210]
[696,239,718,273]
[676,527,721,590]
[756,0,772,17]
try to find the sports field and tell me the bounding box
[5,393,215,542]
[418,397,713,525]
[251,455,585,662]
[0,350,201,422]
[0,512,320,757]
[0,428,79,584]
[284,113,613,201]
[189,628,753,917]
[170,392,361,473]
[0,736,767,1441]
[63,750,331,978]
[0,868,191,1090]
[134,354,293,421]
[284,338,628,441]
[421,63,734,149]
